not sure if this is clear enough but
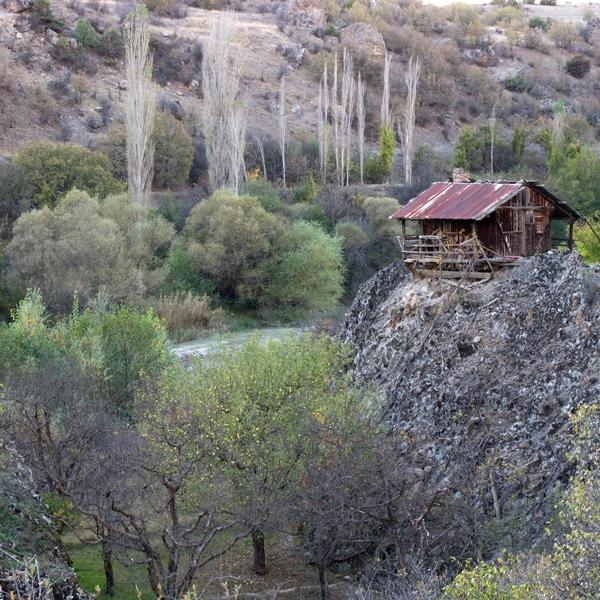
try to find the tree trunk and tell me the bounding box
[251,528,267,575]
[101,538,115,596]
[318,564,331,600]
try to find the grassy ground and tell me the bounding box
[66,538,152,600]
[65,531,347,599]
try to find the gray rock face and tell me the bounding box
[340,22,386,56]
[341,252,600,545]
[4,0,32,13]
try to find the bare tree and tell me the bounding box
[279,76,286,188]
[490,101,497,178]
[356,72,366,185]
[202,16,246,193]
[318,63,330,184]
[397,55,421,187]
[124,4,155,208]
[228,103,246,194]
[331,53,340,184]
[380,49,392,129]
[341,49,355,187]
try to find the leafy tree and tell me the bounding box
[264,221,344,313]
[242,178,283,212]
[365,125,395,183]
[7,190,143,312]
[0,163,32,240]
[74,18,98,48]
[182,189,285,303]
[100,193,175,294]
[574,217,600,263]
[98,111,194,189]
[99,305,171,416]
[547,143,600,216]
[152,109,194,189]
[177,334,352,575]
[13,142,121,208]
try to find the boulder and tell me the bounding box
[340,22,386,57]
[5,0,32,13]
[285,0,326,29]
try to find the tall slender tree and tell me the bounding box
[202,16,246,193]
[356,72,366,185]
[279,76,287,188]
[380,48,392,129]
[318,63,330,184]
[397,55,421,187]
[124,4,155,208]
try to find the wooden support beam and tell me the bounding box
[419,269,492,280]
[568,217,574,252]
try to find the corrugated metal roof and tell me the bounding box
[389,182,523,221]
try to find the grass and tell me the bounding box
[65,538,153,600]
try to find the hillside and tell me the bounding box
[341,252,600,552]
[2,0,600,182]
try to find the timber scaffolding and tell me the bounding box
[397,232,518,283]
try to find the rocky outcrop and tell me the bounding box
[340,22,386,56]
[341,252,600,548]
[0,448,94,598]
[283,0,326,29]
[4,0,32,13]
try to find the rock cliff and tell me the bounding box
[341,252,600,550]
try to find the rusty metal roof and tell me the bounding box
[389,182,524,221]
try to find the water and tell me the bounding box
[171,326,304,360]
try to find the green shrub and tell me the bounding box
[292,175,318,204]
[263,221,344,314]
[153,110,194,189]
[98,112,194,189]
[7,190,144,312]
[13,142,121,207]
[574,216,600,263]
[31,0,64,30]
[242,179,283,212]
[99,305,171,417]
[97,27,124,60]
[74,19,98,48]
[365,125,395,183]
[0,163,32,240]
[565,54,591,79]
[503,73,525,92]
[164,242,216,297]
[183,190,285,303]
[325,24,339,36]
[529,16,549,31]
[282,202,332,231]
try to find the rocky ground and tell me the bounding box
[0,447,93,598]
[341,252,600,552]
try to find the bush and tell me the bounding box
[262,221,344,314]
[7,190,143,312]
[365,125,395,183]
[30,0,64,30]
[97,26,124,60]
[565,54,591,79]
[99,193,175,294]
[99,305,171,416]
[503,73,525,92]
[74,18,98,48]
[242,179,283,212]
[154,291,224,341]
[182,190,285,303]
[98,112,194,188]
[574,216,600,263]
[529,16,549,32]
[549,21,579,49]
[153,110,195,188]
[13,142,122,208]
[0,163,32,240]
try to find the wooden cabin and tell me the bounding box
[389,180,581,280]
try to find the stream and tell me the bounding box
[171,326,304,360]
